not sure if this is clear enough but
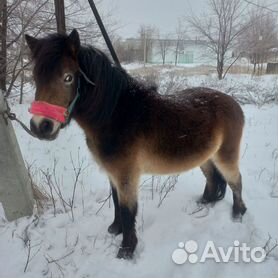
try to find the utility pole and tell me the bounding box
[0,0,7,92]
[0,1,34,220]
[0,93,34,221]
[54,0,66,33]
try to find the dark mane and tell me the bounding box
[75,46,159,126]
[75,46,129,126]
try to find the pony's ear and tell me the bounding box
[25,34,39,53]
[68,29,80,55]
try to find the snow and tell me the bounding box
[123,62,145,70]
[0,72,278,278]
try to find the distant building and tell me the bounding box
[268,48,278,63]
[121,38,225,65]
[148,39,214,65]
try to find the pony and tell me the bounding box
[25,29,247,259]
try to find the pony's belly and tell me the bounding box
[140,152,212,175]
[139,136,222,175]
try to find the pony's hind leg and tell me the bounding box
[108,181,122,235]
[200,160,227,203]
[213,158,247,218]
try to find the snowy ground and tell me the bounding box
[0,73,278,278]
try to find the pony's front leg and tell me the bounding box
[115,177,138,259]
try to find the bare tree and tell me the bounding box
[187,0,246,79]
[174,20,187,66]
[157,35,172,65]
[64,0,118,48]
[113,37,131,63]
[238,8,278,74]
[138,25,158,64]
[243,0,278,13]
[5,0,55,99]
[4,0,116,101]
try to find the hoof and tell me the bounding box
[232,204,247,220]
[108,221,122,235]
[117,246,134,260]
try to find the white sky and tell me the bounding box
[101,0,203,38]
[100,0,278,38]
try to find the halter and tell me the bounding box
[29,69,95,126]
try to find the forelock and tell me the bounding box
[32,34,74,84]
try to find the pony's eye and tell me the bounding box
[64,74,73,84]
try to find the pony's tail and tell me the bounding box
[211,164,227,201]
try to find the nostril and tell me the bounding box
[39,119,53,136]
[30,120,38,134]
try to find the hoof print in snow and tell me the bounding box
[185,200,210,218]
[198,197,216,208]
[232,214,243,223]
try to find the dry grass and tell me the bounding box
[128,64,268,77]
[228,65,252,74]
[26,163,49,214]
[129,65,215,77]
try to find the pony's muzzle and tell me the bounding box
[30,115,61,140]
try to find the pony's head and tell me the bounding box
[25,29,81,140]
[26,29,128,141]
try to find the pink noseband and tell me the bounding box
[29,101,68,124]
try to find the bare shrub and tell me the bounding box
[40,152,88,221]
[132,67,159,89]
[159,71,187,95]
[263,234,278,258]
[26,162,49,214]
[140,175,179,207]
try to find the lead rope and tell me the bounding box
[1,69,94,137]
[0,96,38,138]
[79,68,95,86]
[87,0,122,68]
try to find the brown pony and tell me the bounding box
[25,29,247,259]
